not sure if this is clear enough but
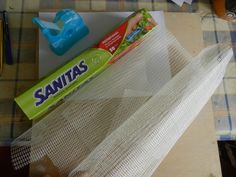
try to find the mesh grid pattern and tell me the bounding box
[11,27,232,177]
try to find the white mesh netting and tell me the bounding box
[11,26,233,177]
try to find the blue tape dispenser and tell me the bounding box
[33,9,89,55]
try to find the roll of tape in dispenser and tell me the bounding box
[33,9,89,56]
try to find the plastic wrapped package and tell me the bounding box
[11,26,233,177]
